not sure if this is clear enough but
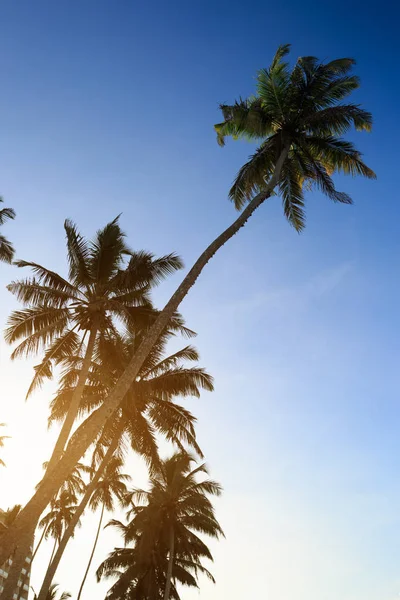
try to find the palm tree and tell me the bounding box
[5,216,184,474]
[36,461,90,499]
[0,504,22,530]
[0,45,376,580]
[0,423,9,467]
[37,327,211,599]
[75,456,130,600]
[98,452,223,600]
[30,460,89,569]
[38,491,77,565]
[34,583,70,600]
[0,198,15,263]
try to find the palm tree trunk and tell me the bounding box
[49,538,58,566]
[0,148,288,576]
[46,325,98,473]
[36,438,118,600]
[32,525,47,562]
[76,503,105,600]
[163,526,175,600]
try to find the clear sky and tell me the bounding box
[0,1,399,599]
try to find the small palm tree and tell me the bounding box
[38,491,77,565]
[34,583,70,600]
[5,216,184,472]
[0,423,9,467]
[32,460,89,566]
[0,198,15,263]
[98,453,223,600]
[75,456,130,600]
[37,460,90,499]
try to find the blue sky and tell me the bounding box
[0,1,400,599]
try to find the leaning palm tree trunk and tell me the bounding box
[49,538,58,566]
[36,438,118,600]
[46,326,98,473]
[32,525,48,562]
[17,524,48,600]
[0,149,288,582]
[163,526,175,600]
[76,503,105,600]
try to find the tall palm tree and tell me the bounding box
[37,327,211,599]
[5,216,184,473]
[0,198,15,264]
[38,491,77,565]
[0,45,376,583]
[34,583,70,600]
[97,452,223,600]
[75,456,130,600]
[0,423,9,467]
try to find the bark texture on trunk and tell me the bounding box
[0,148,288,570]
[36,438,118,600]
[163,526,175,600]
[46,326,98,473]
[76,503,105,600]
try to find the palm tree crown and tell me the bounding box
[39,490,78,544]
[5,216,184,395]
[215,44,375,229]
[0,505,22,531]
[88,456,130,513]
[49,326,213,466]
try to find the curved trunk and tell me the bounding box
[76,503,105,600]
[46,326,98,473]
[36,438,118,600]
[163,526,175,600]
[0,148,288,577]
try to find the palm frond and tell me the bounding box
[0,235,14,263]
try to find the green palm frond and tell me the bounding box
[229,136,280,209]
[215,44,375,230]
